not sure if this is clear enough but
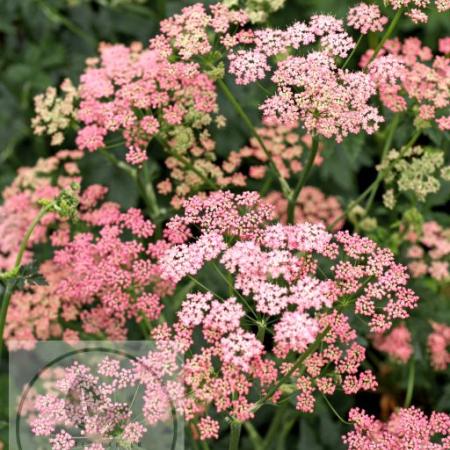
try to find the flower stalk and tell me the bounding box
[229,420,242,450]
[369,9,403,64]
[216,78,292,199]
[404,358,416,408]
[342,35,364,69]
[287,136,320,224]
[253,326,330,412]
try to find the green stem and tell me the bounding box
[170,279,196,317]
[262,403,288,450]
[187,275,225,301]
[327,185,374,231]
[365,114,401,214]
[402,128,422,151]
[287,136,319,224]
[260,174,274,196]
[257,320,266,343]
[138,316,151,339]
[155,136,218,191]
[253,327,330,412]
[119,3,157,19]
[229,421,242,450]
[15,206,51,270]
[0,205,51,356]
[362,180,381,218]
[404,358,415,408]
[216,78,291,198]
[0,282,15,358]
[210,263,257,317]
[244,422,264,450]
[188,426,201,450]
[275,415,296,450]
[342,35,363,70]
[99,149,161,220]
[37,0,96,46]
[140,163,161,218]
[369,9,403,64]
[321,394,352,425]
[99,148,137,180]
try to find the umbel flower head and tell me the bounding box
[378,145,450,209]
[223,124,323,181]
[153,191,418,434]
[343,406,450,449]
[405,221,450,281]
[364,37,450,131]
[3,155,172,349]
[265,187,344,230]
[226,15,383,142]
[384,0,449,24]
[75,42,219,165]
[371,323,413,364]
[347,3,388,35]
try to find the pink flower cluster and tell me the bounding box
[76,41,217,165]
[343,406,450,449]
[150,191,419,430]
[164,192,418,333]
[428,322,450,370]
[5,169,172,349]
[49,199,170,341]
[365,37,450,131]
[372,323,413,363]
[384,0,449,24]
[227,15,355,84]
[440,37,450,54]
[30,358,153,449]
[154,3,248,60]
[405,221,450,281]
[265,187,344,230]
[223,125,323,181]
[0,150,82,271]
[163,190,275,245]
[264,52,383,141]
[347,3,388,35]
[226,16,383,141]
[372,320,450,371]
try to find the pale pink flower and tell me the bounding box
[364,37,450,129]
[198,416,220,440]
[228,50,269,85]
[265,187,343,230]
[405,221,450,281]
[428,322,450,370]
[439,37,450,54]
[344,407,450,449]
[372,323,413,363]
[75,125,106,152]
[347,3,388,34]
[221,330,264,372]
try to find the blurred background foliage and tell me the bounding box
[0,1,449,448]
